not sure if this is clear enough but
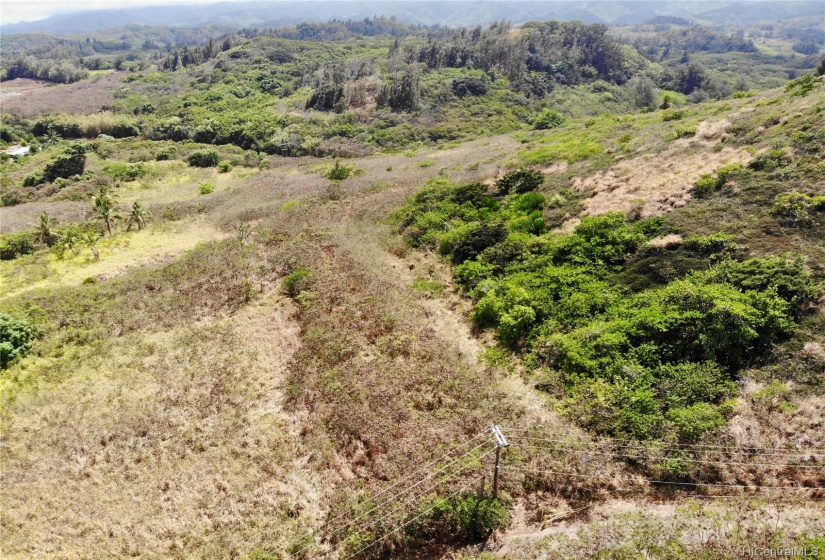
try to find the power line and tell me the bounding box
[502,432,825,457]
[286,430,491,556]
[302,442,493,556]
[499,427,825,453]
[335,476,481,560]
[500,465,824,491]
[320,448,496,559]
[507,442,825,469]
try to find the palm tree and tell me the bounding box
[92,186,121,235]
[81,232,101,261]
[55,226,82,256]
[36,212,59,247]
[45,125,62,146]
[126,201,150,231]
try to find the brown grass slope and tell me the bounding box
[1,84,825,558]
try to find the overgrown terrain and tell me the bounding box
[1,9,824,560]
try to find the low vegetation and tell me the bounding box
[0,9,823,559]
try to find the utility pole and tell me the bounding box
[491,425,509,499]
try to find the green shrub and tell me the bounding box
[478,239,525,272]
[667,403,726,442]
[155,146,177,160]
[770,192,815,227]
[498,305,536,347]
[0,231,36,260]
[451,182,489,206]
[0,314,33,369]
[556,213,643,268]
[656,362,735,409]
[784,73,817,97]
[104,162,147,182]
[283,267,311,297]
[673,125,696,138]
[218,160,232,173]
[751,380,795,413]
[533,109,565,130]
[412,494,509,542]
[690,164,741,198]
[682,233,737,256]
[472,292,503,328]
[43,145,87,182]
[691,174,718,198]
[509,211,545,234]
[748,149,788,171]
[451,77,488,98]
[496,169,544,195]
[702,256,818,310]
[187,150,219,167]
[454,261,495,290]
[198,182,215,195]
[23,171,46,187]
[662,110,686,121]
[326,160,353,181]
[446,222,508,263]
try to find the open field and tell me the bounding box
[1,18,824,559]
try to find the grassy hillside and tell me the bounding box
[1,18,824,560]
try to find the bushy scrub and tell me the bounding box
[0,314,33,369]
[24,144,88,186]
[748,149,789,172]
[198,182,215,195]
[770,192,823,227]
[44,145,87,181]
[187,150,219,167]
[0,231,36,260]
[533,109,566,130]
[155,146,177,161]
[690,164,742,198]
[326,160,353,181]
[104,162,148,182]
[496,169,544,195]
[283,267,311,297]
[440,222,508,263]
[410,494,509,542]
[396,177,819,441]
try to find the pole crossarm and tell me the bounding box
[491,425,509,448]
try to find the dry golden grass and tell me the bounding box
[1,292,336,559]
[568,119,752,226]
[0,75,120,116]
[497,496,825,559]
[1,134,583,558]
[2,90,824,559]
